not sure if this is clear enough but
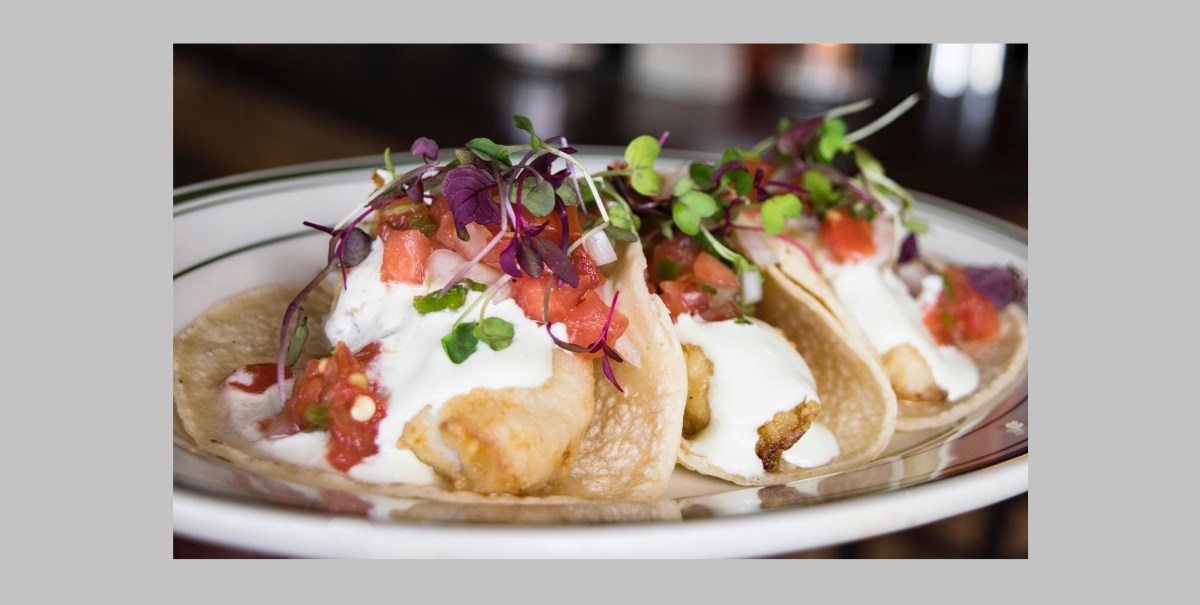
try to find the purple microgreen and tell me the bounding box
[533,237,579,287]
[554,198,571,250]
[406,178,425,205]
[410,137,438,163]
[499,236,522,278]
[443,165,501,231]
[465,137,512,167]
[516,238,543,278]
[778,116,823,156]
[600,354,624,393]
[710,160,747,184]
[657,130,670,147]
[338,228,372,268]
[964,265,1028,308]
[763,180,809,196]
[899,232,919,264]
[302,221,336,235]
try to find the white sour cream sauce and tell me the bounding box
[233,240,556,484]
[674,315,840,478]
[824,261,979,400]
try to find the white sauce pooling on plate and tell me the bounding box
[674,315,839,478]
[232,240,557,485]
[826,262,979,400]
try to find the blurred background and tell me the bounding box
[173,43,1028,558]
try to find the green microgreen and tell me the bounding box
[441,322,479,364]
[816,119,853,163]
[413,284,469,314]
[285,314,309,367]
[803,171,839,214]
[465,137,512,167]
[510,174,555,217]
[672,190,720,236]
[624,135,662,196]
[760,193,803,235]
[383,147,396,177]
[512,115,543,150]
[474,317,515,351]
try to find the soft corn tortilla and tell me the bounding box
[174,241,686,504]
[771,241,1030,432]
[673,264,898,486]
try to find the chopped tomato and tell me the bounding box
[374,199,432,237]
[277,342,387,472]
[513,274,585,324]
[380,228,431,285]
[572,247,605,292]
[429,195,452,226]
[528,205,583,245]
[564,290,629,356]
[658,280,712,320]
[698,300,741,322]
[434,212,504,267]
[923,266,1000,345]
[693,252,738,290]
[651,233,703,283]
[820,209,877,263]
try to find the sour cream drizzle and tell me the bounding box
[825,261,979,400]
[228,241,557,484]
[674,315,839,477]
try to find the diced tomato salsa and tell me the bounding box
[923,266,1001,346]
[646,233,742,322]
[820,209,877,263]
[267,341,388,472]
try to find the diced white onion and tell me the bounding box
[735,229,779,266]
[740,270,763,305]
[583,232,618,266]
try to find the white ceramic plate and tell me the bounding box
[173,150,1028,558]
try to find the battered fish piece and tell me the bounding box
[755,399,820,471]
[680,342,822,473]
[883,343,948,404]
[399,349,595,496]
[681,344,713,439]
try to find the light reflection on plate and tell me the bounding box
[173,151,1027,558]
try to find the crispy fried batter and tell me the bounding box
[681,344,714,438]
[755,399,820,471]
[883,344,948,404]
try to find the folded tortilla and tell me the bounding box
[173,240,687,503]
[770,238,1029,432]
[671,264,897,486]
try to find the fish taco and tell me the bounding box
[583,136,897,486]
[174,122,687,502]
[687,95,1029,431]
